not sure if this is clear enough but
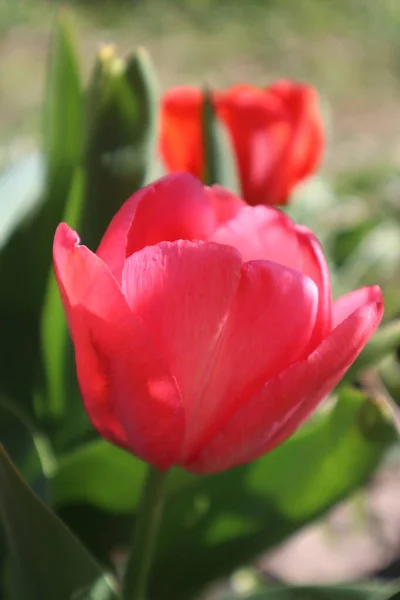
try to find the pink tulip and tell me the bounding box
[53,173,383,473]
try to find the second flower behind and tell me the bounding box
[160,81,324,206]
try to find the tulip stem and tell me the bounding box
[122,465,168,600]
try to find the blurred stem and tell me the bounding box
[122,465,167,600]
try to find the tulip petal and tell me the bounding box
[188,287,383,473]
[54,223,184,470]
[204,185,245,226]
[182,259,319,462]
[211,204,302,268]
[333,286,382,329]
[96,187,146,282]
[121,239,243,431]
[296,225,332,351]
[160,87,203,177]
[97,174,215,284]
[125,173,216,257]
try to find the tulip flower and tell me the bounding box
[53,173,383,474]
[160,80,324,206]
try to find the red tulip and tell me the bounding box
[160,80,324,206]
[53,174,383,473]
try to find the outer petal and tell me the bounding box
[211,205,302,269]
[121,240,242,432]
[295,225,332,352]
[260,81,324,204]
[333,286,381,329]
[216,80,324,206]
[159,87,203,177]
[125,173,216,257]
[188,287,383,473]
[53,223,184,470]
[181,259,319,462]
[216,88,279,206]
[97,174,215,283]
[204,185,245,226]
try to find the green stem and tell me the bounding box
[123,466,168,600]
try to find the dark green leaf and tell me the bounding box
[221,582,400,600]
[0,396,54,500]
[0,11,82,415]
[0,399,54,598]
[202,86,240,193]
[0,446,118,600]
[43,8,82,184]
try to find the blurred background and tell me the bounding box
[2,0,400,597]
[2,0,400,174]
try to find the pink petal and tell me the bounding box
[188,287,383,473]
[53,223,184,470]
[97,174,215,283]
[96,188,144,283]
[121,240,243,435]
[204,185,245,226]
[211,205,303,268]
[181,259,319,462]
[124,173,216,257]
[296,225,332,352]
[333,286,382,329]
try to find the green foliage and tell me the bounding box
[0,447,118,600]
[202,87,241,193]
[221,582,400,600]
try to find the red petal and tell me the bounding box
[53,223,184,469]
[97,174,214,283]
[125,173,216,257]
[188,287,383,473]
[216,80,324,206]
[204,185,245,226]
[333,286,382,329]
[181,259,319,463]
[296,225,332,351]
[211,205,302,268]
[121,240,243,440]
[159,87,203,177]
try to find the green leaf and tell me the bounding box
[0,446,118,600]
[43,8,82,184]
[202,86,240,194]
[124,47,159,186]
[66,574,118,600]
[0,397,54,499]
[338,221,400,288]
[0,11,82,415]
[52,441,146,511]
[51,439,194,513]
[82,45,159,250]
[220,582,400,600]
[150,387,397,599]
